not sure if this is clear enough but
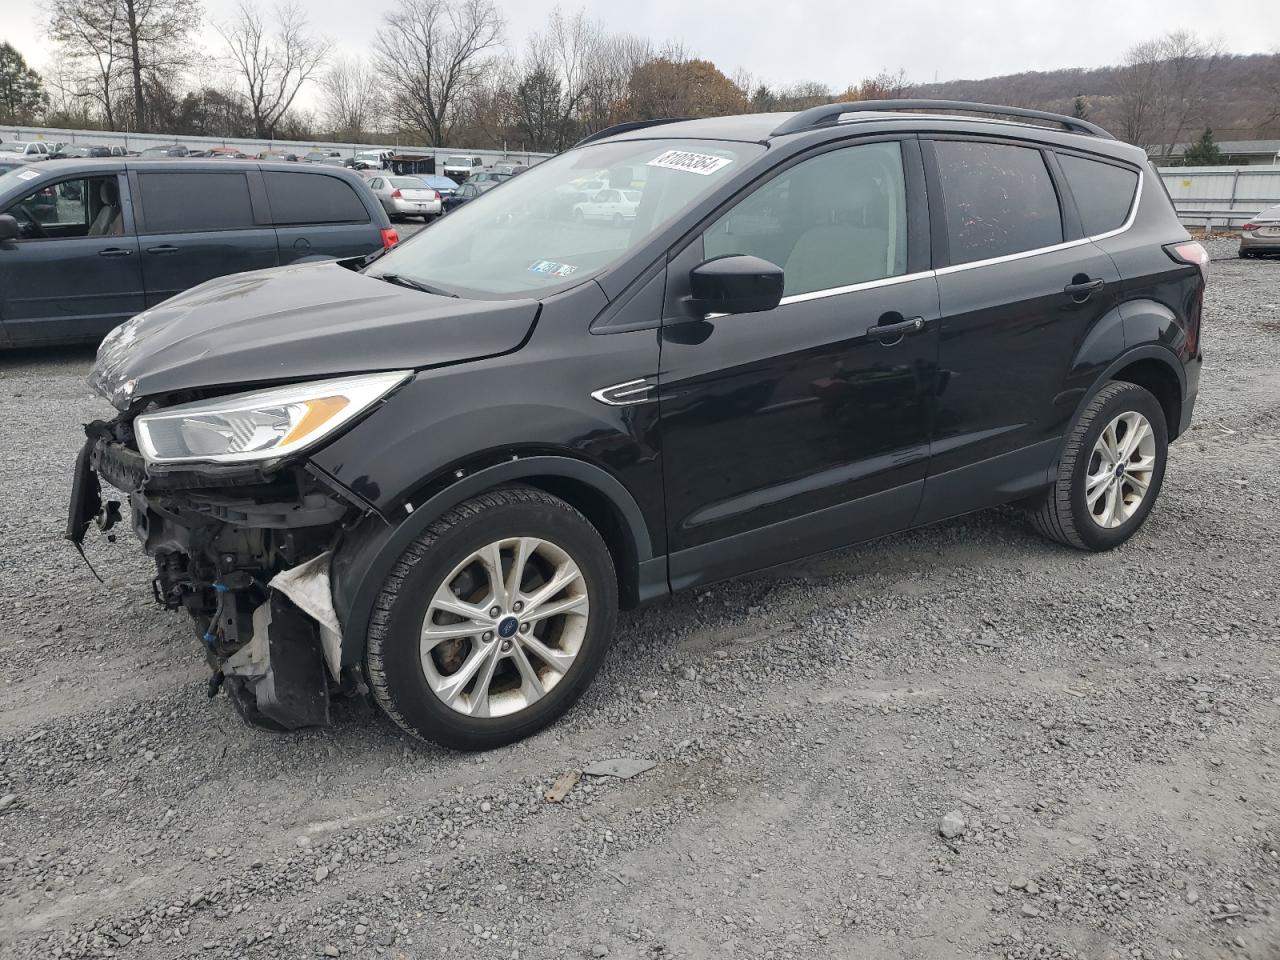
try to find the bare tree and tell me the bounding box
[1115,31,1221,155]
[375,0,504,147]
[321,55,383,141]
[49,0,200,131]
[579,32,650,133]
[218,1,331,139]
[49,0,128,128]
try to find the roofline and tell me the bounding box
[770,99,1114,139]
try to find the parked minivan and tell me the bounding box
[0,159,397,346]
[72,101,1205,749]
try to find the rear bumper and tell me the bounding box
[1240,231,1280,252]
[392,198,441,216]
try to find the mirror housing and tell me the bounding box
[0,214,18,243]
[688,255,784,316]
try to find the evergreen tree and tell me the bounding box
[1071,94,1089,120]
[1182,127,1223,166]
[0,43,47,124]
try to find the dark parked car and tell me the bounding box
[441,178,496,212]
[139,144,191,158]
[70,100,1204,750]
[0,159,397,346]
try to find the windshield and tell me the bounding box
[369,139,762,298]
[446,156,475,165]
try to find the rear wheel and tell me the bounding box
[1029,381,1168,551]
[365,487,617,750]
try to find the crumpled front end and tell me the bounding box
[67,415,366,730]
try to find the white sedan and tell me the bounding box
[368,176,444,221]
[572,189,640,225]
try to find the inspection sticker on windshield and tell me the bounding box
[15,168,39,181]
[529,259,578,278]
[647,149,732,176]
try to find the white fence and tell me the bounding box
[0,124,552,169]
[1158,165,1280,230]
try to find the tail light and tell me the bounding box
[380,227,399,249]
[432,190,441,201]
[390,189,402,199]
[1241,223,1257,232]
[1165,240,1209,280]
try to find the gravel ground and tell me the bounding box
[2,238,1279,960]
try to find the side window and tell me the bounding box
[704,140,908,297]
[933,140,1063,265]
[264,172,368,225]
[1057,153,1140,236]
[370,178,383,190]
[138,172,254,233]
[4,175,123,239]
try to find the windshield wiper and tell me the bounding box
[372,273,458,298]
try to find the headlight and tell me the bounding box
[134,371,411,464]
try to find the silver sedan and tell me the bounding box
[1240,204,1280,257]
[367,175,444,222]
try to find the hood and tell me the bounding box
[90,262,540,409]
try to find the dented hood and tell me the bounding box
[90,262,540,409]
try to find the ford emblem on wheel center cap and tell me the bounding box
[498,616,520,638]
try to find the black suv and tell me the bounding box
[70,101,1206,750]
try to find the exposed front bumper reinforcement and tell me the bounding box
[67,425,361,731]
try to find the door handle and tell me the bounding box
[97,247,132,258]
[147,245,179,255]
[867,316,925,344]
[1064,277,1105,301]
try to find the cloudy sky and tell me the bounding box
[5,0,1279,105]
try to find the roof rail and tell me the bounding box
[770,99,1115,140]
[574,118,691,148]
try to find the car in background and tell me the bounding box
[1239,205,1280,257]
[259,150,299,162]
[440,178,497,213]
[418,174,459,200]
[441,154,483,181]
[367,175,443,221]
[139,144,191,158]
[493,162,527,176]
[351,150,392,170]
[304,150,345,166]
[572,187,641,225]
[0,159,397,347]
[206,146,251,159]
[0,141,49,161]
[50,144,97,159]
[468,171,511,186]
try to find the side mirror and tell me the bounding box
[688,255,784,316]
[0,214,19,243]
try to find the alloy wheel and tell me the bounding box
[1085,411,1157,529]
[419,537,590,718]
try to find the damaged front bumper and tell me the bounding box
[67,421,364,730]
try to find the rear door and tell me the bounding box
[132,168,278,307]
[263,170,381,261]
[0,170,144,345]
[917,136,1123,523]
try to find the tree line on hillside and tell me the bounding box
[1,5,1277,158]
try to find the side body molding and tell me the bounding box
[328,455,662,666]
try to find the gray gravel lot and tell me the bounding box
[2,238,1279,959]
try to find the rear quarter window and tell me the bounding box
[264,172,369,225]
[137,172,255,232]
[1058,154,1140,236]
[933,140,1063,265]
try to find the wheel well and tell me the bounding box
[517,475,642,609]
[1111,359,1183,439]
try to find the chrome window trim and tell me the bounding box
[693,166,1142,308]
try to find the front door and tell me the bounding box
[0,171,143,345]
[658,138,940,590]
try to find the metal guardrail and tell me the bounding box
[1173,207,1271,230]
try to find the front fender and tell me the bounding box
[328,455,659,667]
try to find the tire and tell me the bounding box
[365,487,617,750]
[1029,381,1168,552]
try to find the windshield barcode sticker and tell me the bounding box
[529,260,578,277]
[646,150,733,176]
[15,168,39,180]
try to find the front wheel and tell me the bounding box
[365,487,617,750]
[1029,381,1168,551]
